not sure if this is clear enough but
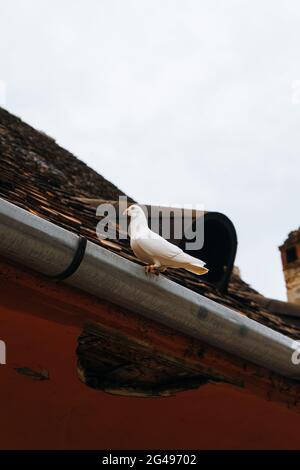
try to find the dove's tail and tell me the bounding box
[184,264,209,275]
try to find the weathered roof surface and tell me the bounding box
[1,106,300,340]
[0,107,131,201]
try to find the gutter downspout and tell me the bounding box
[1,197,300,380]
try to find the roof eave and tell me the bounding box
[0,196,299,380]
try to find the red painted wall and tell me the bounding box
[0,277,300,450]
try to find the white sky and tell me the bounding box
[1,0,299,300]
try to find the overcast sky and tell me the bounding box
[1,0,299,300]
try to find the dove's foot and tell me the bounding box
[145,264,160,275]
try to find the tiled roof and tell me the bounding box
[1,106,300,340]
[0,107,131,201]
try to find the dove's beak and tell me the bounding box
[122,207,129,216]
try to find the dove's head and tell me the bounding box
[123,204,147,223]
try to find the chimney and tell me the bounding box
[279,228,300,304]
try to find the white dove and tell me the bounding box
[123,205,208,276]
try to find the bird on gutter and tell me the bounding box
[123,205,208,276]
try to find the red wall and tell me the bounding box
[0,276,300,450]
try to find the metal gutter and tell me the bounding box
[1,197,300,380]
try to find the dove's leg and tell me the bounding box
[145,261,161,275]
[145,265,159,274]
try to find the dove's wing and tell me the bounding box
[133,230,187,262]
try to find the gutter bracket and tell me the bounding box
[47,235,87,281]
